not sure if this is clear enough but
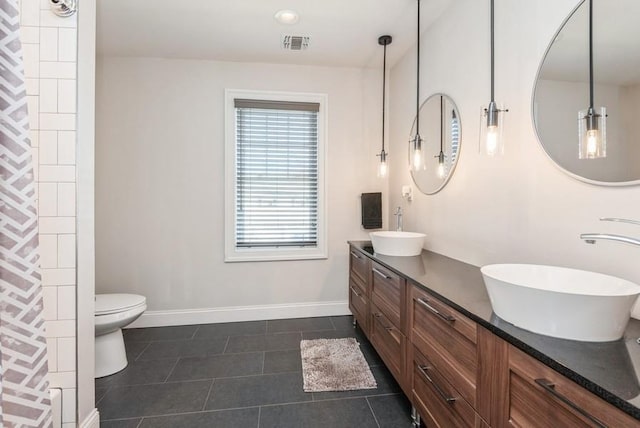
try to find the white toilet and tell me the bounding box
[95,293,146,378]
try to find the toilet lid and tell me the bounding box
[96,294,146,316]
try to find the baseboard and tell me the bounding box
[127,300,350,328]
[79,408,99,428]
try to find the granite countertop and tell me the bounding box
[348,241,640,420]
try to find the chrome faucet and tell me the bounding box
[580,217,640,247]
[394,206,403,232]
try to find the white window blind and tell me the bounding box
[234,99,320,248]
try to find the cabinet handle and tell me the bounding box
[418,365,457,404]
[374,312,394,331]
[534,379,606,428]
[350,286,362,298]
[415,297,456,323]
[350,251,361,259]
[372,267,391,280]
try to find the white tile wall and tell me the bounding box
[57,183,76,216]
[57,285,76,318]
[57,131,75,164]
[57,338,76,372]
[21,2,78,423]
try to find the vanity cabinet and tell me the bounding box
[495,345,639,428]
[410,283,495,427]
[370,302,407,385]
[369,261,409,393]
[349,249,370,335]
[347,244,640,427]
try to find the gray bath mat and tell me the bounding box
[300,338,377,392]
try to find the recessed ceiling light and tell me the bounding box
[275,9,299,25]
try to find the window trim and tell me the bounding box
[224,89,328,262]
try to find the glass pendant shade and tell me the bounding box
[436,151,446,178]
[578,107,606,159]
[377,150,388,177]
[479,101,505,156]
[410,134,425,171]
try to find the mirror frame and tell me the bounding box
[531,0,640,187]
[409,93,462,195]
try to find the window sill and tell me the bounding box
[224,248,328,263]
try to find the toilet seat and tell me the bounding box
[96,293,146,316]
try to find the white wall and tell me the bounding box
[95,57,386,321]
[20,1,79,426]
[77,0,98,425]
[388,0,640,304]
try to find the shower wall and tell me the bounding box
[20,1,78,426]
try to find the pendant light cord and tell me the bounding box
[416,0,421,134]
[490,0,495,103]
[589,0,594,109]
[382,42,387,153]
[440,95,444,152]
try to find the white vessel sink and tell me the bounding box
[481,264,640,342]
[369,231,425,257]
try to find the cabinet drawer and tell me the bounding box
[371,262,404,331]
[413,347,481,428]
[348,278,369,334]
[370,303,406,382]
[411,285,477,407]
[503,345,640,428]
[349,248,370,286]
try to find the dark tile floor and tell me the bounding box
[96,315,416,428]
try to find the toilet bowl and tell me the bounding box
[95,293,146,378]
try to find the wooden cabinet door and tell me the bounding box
[349,247,370,288]
[497,345,640,428]
[370,303,406,383]
[412,346,485,428]
[371,261,406,333]
[348,277,369,336]
[410,285,478,408]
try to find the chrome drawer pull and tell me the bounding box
[372,267,391,280]
[416,298,456,323]
[534,379,606,428]
[350,286,362,298]
[418,365,457,404]
[374,313,394,331]
[350,251,361,259]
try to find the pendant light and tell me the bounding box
[410,0,425,172]
[578,0,606,159]
[479,0,508,157]
[436,95,446,178]
[377,35,392,178]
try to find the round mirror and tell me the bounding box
[533,0,640,185]
[409,93,461,194]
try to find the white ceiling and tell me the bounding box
[97,0,452,68]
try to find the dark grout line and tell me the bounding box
[261,351,266,375]
[133,342,151,362]
[257,406,262,428]
[95,386,110,406]
[201,379,216,411]
[191,324,201,339]
[329,316,337,330]
[365,396,382,428]
[162,357,181,383]
[101,406,262,423]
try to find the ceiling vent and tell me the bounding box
[281,35,310,51]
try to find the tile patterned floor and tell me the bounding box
[96,316,416,428]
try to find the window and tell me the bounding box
[225,90,327,262]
